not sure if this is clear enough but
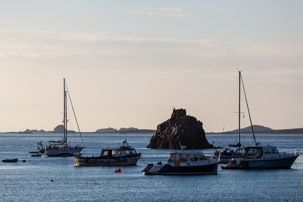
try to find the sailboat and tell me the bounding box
[212,71,246,163]
[221,72,299,169]
[37,79,85,157]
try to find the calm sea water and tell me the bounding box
[0,132,302,202]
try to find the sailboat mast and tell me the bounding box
[238,71,241,145]
[63,78,67,140]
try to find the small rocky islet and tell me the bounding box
[147,108,213,149]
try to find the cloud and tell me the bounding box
[129,6,185,18]
[0,29,212,59]
[1,29,303,72]
[0,29,302,132]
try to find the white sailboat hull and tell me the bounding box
[46,146,84,157]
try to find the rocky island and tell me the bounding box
[96,127,118,133]
[95,127,155,134]
[147,108,213,149]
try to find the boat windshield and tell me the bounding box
[244,147,263,158]
[199,154,206,160]
[264,147,279,154]
[168,153,189,163]
[125,149,136,156]
[129,149,136,155]
[101,150,113,157]
[190,154,198,162]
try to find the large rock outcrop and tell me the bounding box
[147,109,212,149]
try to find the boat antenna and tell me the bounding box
[65,80,85,147]
[240,73,257,146]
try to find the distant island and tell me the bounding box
[16,126,155,134]
[95,127,118,133]
[19,125,76,134]
[210,125,303,134]
[22,129,47,134]
[95,127,155,134]
[9,124,302,134]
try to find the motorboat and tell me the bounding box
[2,158,18,163]
[220,72,299,169]
[31,154,41,157]
[142,148,218,175]
[222,145,299,169]
[29,151,39,154]
[73,139,140,166]
[37,79,85,157]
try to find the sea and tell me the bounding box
[0,132,302,202]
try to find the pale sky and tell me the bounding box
[0,0,302,132]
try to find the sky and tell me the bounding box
[0,0,302,132]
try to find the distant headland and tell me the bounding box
[210,125,303,134]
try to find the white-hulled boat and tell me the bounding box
[142,147,218,175]
[73,139,140,166]
[38,78,84,157]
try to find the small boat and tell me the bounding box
[212,147,243,164]
[36,141,45,153]
[73,139,141,166]
[142,147,219,175]
[222,145,299,169]
[29,151,39,154]
[37,79,85,157]
[2,158,18,163]
[31,154,42,157]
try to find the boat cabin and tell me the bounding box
[167,152,207,166]
[100,148,138,158]
[243,146,280,159]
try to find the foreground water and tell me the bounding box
[0,132,302,201]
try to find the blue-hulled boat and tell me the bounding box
[222,145,299,169]
[221,72,299,169]
[2,158,18,163]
